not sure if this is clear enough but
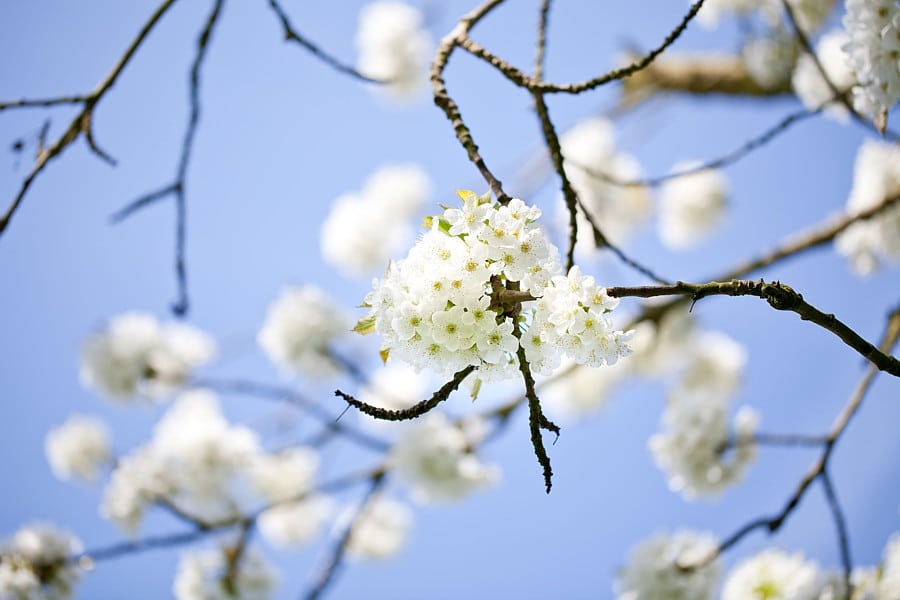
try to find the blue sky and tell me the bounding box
[1,1,899,598]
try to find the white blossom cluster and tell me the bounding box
[0,524,82,600]
[44,414,111,483]
[657,164,729,250]
[743,32,799,90]
[361,191,631,381]
[615,530,720,600]
[355,1,432,100]
[792,30,856,121]
[721,548,822,600]
[559,118,651,250]
[649,331,759,499]
[835,139,900,275]
[390,412,498,503]
[321,164,431,277]
[698,0,835,32]
[345,497,413,560]
[173,547,277,600]
[101,390,330,545]
[843,0,900,119]
[258,285,349,379]
[80,312,215,401]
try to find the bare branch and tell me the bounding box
[267,0,386,84]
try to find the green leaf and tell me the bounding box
[379,348,390,365]
[353,316,376,335]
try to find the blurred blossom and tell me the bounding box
[0,523,82,600]
[390,413,498,503]
[355,1,432,101]
[615,530,720,600]
[742,33,797,91]
[321,164,431,278]
[835,139,900,275]
[80,312,215,401]
[173,547,277,600]
[722,548,821,600]
[792,30,855,122]
[844,0,900,119]
[658,164,729,250]
[257,497,334,548]
[346,497,413,560]
[540,358,627,421]
[258,285,349,379]
[559,118,651,251]
[45,414,111,483]
[357,363,430,430]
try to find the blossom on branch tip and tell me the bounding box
[721,548,821,600]
[45,414,111,483]
[390,413,498,503]
[0,523,83,600]
[173,547,277,600]
[80,312,215,401]
[258,285,349,379]
[615,530,720,600]
[356,1,432,101]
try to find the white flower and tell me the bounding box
[346,498,413,560]
[258,285,349,378]
[649,332,756,499]
[80,312,215,401]
[658,164,729,250]
[356,1,432,100]
[0,524,82,600]
[879,533,900,598]
[835,139,900,275]
[173,547,277,600]
[45,414,111,483]
[559,118,651,250]
[615,530,720,600]
[722,548,821,600]
[102,391,261,533]
[321,164,431,277]
[390,413,498,503]
[792,30,856,122]
[742,33,797,90]
[250,447,319,503]
[257,497,333,548]
[844,0,900,119]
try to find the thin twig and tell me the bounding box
[608,280,900,377]
[0,95,92,112]
[431,0,510,204]
[194,377,391,452]
[534,0,552,81]
[267,0,386,84]
[302,472,386,600]
[335,366,476,421]
[821,469,854,598]
[0,0,179,236]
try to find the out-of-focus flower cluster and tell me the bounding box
[844,0,900,119]
[616,531,900,599]
[80,312,215,402]
[360,191,632,381]
[0,524,82,600]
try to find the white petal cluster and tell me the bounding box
[0,524,82,600]
[254,448,332,548]
[836,139,900,275]
[173,547,277,600]
[524,266,632,375]
[650,332,758,499]
[878,533,900,598]
[615,530,720,600]
[844,0,900,118]
[102,391,329,540]
[321,164,431,277]
[80,312,215,401]
[356,1,432,100]
[390,413,498,503]
[722,549,821,600]
[742,33,797,90]
[258,286,349,379]
[658,165,729,250]
[792,30,856,122]
[559,118,651,249]
[346,498,413,560]
[44,414,111,483]
[362,192,630,380]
